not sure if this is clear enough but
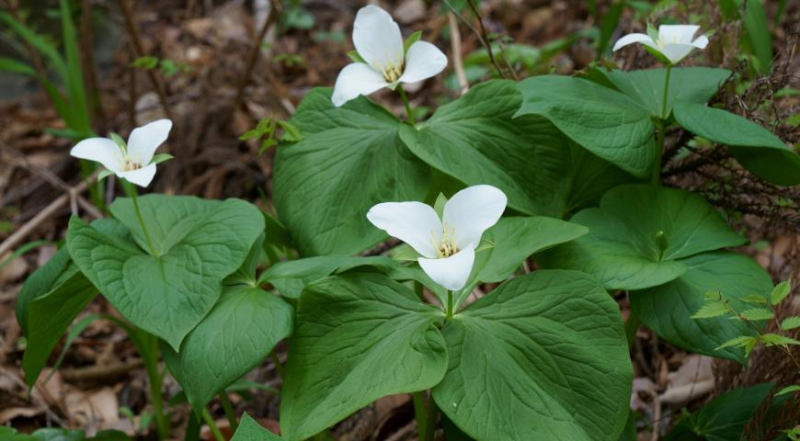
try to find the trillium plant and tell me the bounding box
[15,4,800,441]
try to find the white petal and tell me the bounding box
[660,43,698,64]
[443,185,507,249]
[116,163,157,187]
[367,201,442,258]
[398,41,447,84]
[691,34,709,49]
[658,25,700,45]
[332,63,390,107]
[418,246,475,291]
[127,119,172,166]
[612,33,656,52]
[70,137,124,172]
[352,5,404,72]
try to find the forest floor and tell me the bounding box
[1,0,799,439]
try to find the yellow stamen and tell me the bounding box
[431,222,459,258]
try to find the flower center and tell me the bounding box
[381,61,404,83]
[432,222,459,258]
[122,157,141,171]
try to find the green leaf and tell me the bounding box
[771,280,792,305]
[596,2,624,55]
[632,251,772,363]
[515,75,655,178]
[761,333,800,347]
[540,184,745,290]
[274,88,429,256]
[404,30,423,55]
[231,414,283,441]
[16,247,74,333]
[673,101,800,186]
[401,80,637,218]
[455,216,587,307]
[744,0,773,74]
[600,67,732,117]
[776,385,800,396]
[740,294,768,304]
[346,50,365,64]
[740,307,774,321]
[279,274,447,441]
[68,196,264,350]
[717,335,757,350]
[162,286,293,411]
[781,316,800,331]
[0,56,36,76]
[433,270,632,441]
[59,0,91,134]
[664,383,772,441]
[692,301,731,319]
[22,265,97,388]
[150,153,174,165]
[258,256,395,299]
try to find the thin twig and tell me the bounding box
[119,0,173,120]
[464,0,506,79]
[232,0,282,112]
[447,12,469,95]
[0,172,97,257]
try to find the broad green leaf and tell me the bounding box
[776,385,800,396]
[691,301,731,319]
[274,88,429,256]
[162,286,293,411]
[600,67,731,117]
[454,216,587,307]
[280,274,447,441]
[16,247,74,333]
[258,256,395,299]
[434,270,632,441]
[632,251,772,363]
[401,80,637,218]
[22,267,96,388]
[515,75,655,177]
[771,280,792,305]
[740,307,774,321]
[673,101,800,186]
[231,414,282,441]
[781,316,800,331]
[744,0,773,74]
[540,184,745,290]
[68,196,264,350]
[20,220,127,388]
[665,383,772,441]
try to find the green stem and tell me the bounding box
[446,290,454,319]
[218,392,238,433]
[661,65,672,119]
[201,408,225,441]
[184,412,200,441]
[624,309,641,349]
[397,85,416,127]
[413,391,436,441]
[652,121,665,185]
[122,181,158,256]
[270,349,285,380]
[142,334,169,439]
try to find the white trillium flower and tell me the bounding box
[70,119,173,188]
[612,25,709,65]
[331,5,447,107]
[367,185,507,291]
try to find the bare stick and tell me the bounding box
[0,173,97,257]
[447,12,469,95]
[232,0,281,112]
[119,0,173,120]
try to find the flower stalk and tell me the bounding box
[122,180,158,256]
[142,333,169,439]
[397,84,416,127]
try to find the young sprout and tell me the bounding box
[613,25,709,65]
[331,5,447,107]
[367,185,507,291]
[70,119,173,187]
